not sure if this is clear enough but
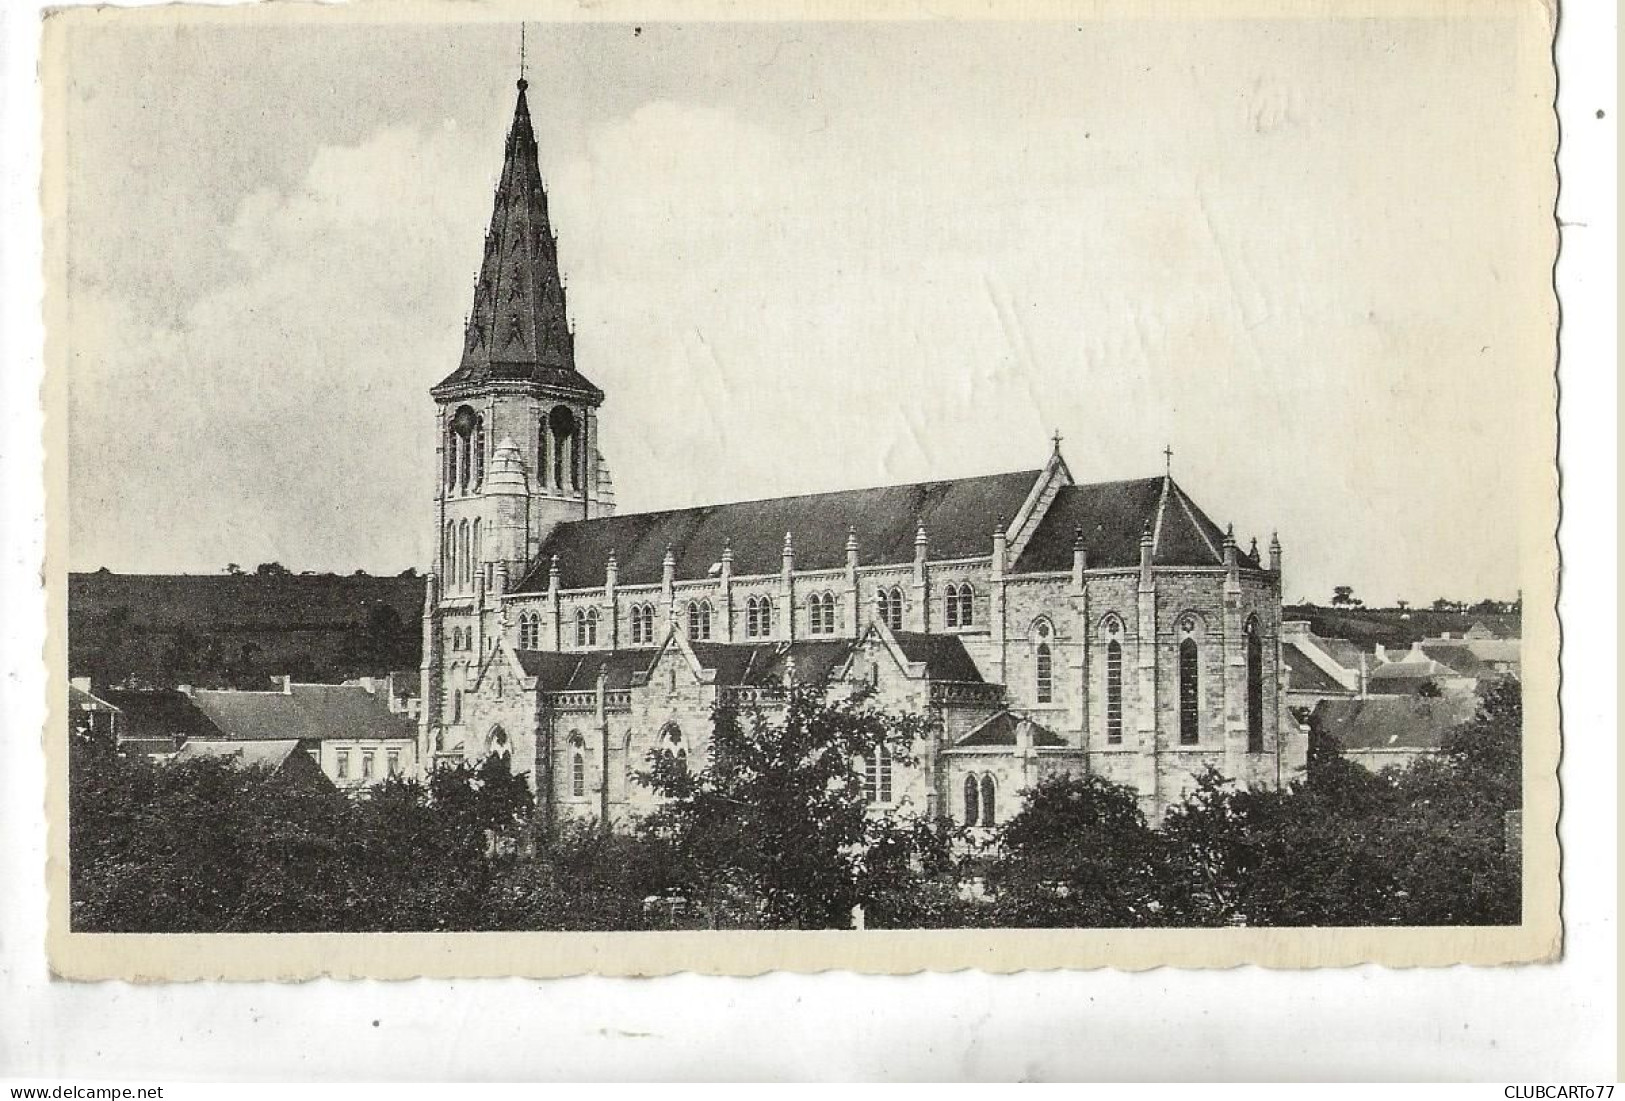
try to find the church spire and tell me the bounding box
[433,78,599,399]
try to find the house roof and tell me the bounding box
[1318,637,1368,671]
[189,684,417,744]
[1282,641,1355,696]
[432,81,600,400]
[1418,642,1494,678]
[1368,658,1455,681]
[100,689,221,743]
[955,711,1068,748]
[1011,476,1259,572]
[1311,695,1477,752]
[70,684,120,714]
[175,738,307,770]
[514,469,1042,591]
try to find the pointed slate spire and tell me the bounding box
[434,79,600,399]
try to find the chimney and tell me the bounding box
[71,676,90,694]
[281,675,293,695]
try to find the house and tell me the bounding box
[1309,693,1479,772]
[173,738,336,794]
[68,678,121,748]
[97,686,219,759]
[1279,621,1362,712]
[186,679,419,792]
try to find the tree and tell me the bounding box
[225,563,244,576]
[397,567,420,579]
[1330,585,1357,607]
[1416,680,1444,699]
[255,561,292,577]
[639,686,936,929]
[1395,600,1410,611]
[984,773,1167,927]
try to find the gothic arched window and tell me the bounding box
[875,587,903,632]
[471,518,481,584]
[1031,618,1056,704]
[575,606,599,648]
[569,734,586,798]
[980,774,997,826]
[687,599,713,641]
[945,583,975,628]
[1106,639,1124,745]
[1179,635,1200,746]
[660,725,688,775]
[630,603,655,645]
[746,595,772,639]
[1246,617,1265,753]
[963,773,980,826]
[443,521,455,582]
[807,591,836,635]
[458,519,470,588]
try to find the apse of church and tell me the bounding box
[419,80,1306,822]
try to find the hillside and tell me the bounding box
[69,571,428,689]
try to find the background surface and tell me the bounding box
[2,0,1615,1081]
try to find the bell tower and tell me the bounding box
[422,78,614,753]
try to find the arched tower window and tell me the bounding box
[443,521,455,581]
[1179,627,1200,746]
[549,406,578,492]
[537,419,550,490]
[452,405,480,495]
[459,519,471,588]
[1246,617,1265,753]
[472,518,481,581]
[569,734,586,798]
[980,774,997,826]
[963,774,980,826]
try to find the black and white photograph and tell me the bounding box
[43,2,1561,982]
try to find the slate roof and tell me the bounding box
[189,684,417,744]
[1282,641,1355,696]
[1311,695,1477,752]
[100,689,221,743]
[70,684,120,714]
[176,738,307,769]
[432,81,600,400]
[515,469,1042,591]
[1012,476,1257,572]
[515,648,659,691]
[890,631,985,682]
[954,711,1068,748]
[1418,642,1493,678]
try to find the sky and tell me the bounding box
[59,12,1553,605]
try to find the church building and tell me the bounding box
[419,80,1306,826]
